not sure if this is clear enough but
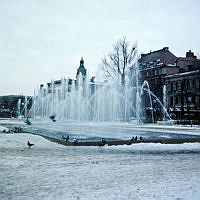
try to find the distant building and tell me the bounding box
[45,78,74,95]
[165,50,200,123]
[137,47,200,123]
[0,95,32,118]
[45,57,88,95]
[137,47,179,121]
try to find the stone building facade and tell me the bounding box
[135,47,200,123]
[137,47,179,121]
[165,50,200,122]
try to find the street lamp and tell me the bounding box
[187,96,192,127]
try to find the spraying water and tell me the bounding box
[31,60,170,123]
[32,74,140,122]
[163,85,167,121]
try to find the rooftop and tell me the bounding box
[139,47,177,65]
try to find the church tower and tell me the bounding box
[76,57,87,78]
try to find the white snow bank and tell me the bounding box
[1,133,200,152]
[0,133,64,150]
[0,125,9,132]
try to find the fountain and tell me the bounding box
[163,85,167,121]
[18,60,176,142]
[32,74,141,122]
[140,80,154,123]
[31,64,171,124]
[17,98,21,118]
[18,96,32,119]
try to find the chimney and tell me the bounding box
[163,47,169,51]
[186,50,196,58]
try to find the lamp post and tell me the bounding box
[180,80,185,122]
[187,96,192,127]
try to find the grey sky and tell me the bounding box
[0,0,200,95]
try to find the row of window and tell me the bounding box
[139,59,161,69]
[170,79,200,91]
[141,68,164,78]
[170,95,200,106]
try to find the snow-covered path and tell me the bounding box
[1,133,200,200]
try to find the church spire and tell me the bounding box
[76,57,87,77]
[80,57,84,65]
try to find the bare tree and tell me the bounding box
[101,37,137,85]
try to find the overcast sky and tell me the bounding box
[0,0,200,96]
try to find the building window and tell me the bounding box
[175,96,178,104]
[196,96,199,105]
[189,80,192,89]
[186,80,190,89]
[173,82,176,90]
[171,83,173,91]
[192,96,196,104]
[193,79,196,88]
[176,82,178,90]
[162,68,166,74]
[197,79,200,88]
[170,96,173,106]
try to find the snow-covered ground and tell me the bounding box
[1,132,200,200]
[0,125,9,132]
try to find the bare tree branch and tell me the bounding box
[101,37,137,85]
